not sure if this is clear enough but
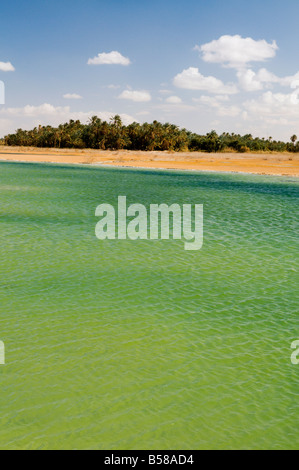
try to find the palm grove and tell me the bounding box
[3,115,299,153]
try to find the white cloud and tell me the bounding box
[0,61,15,72]
[63,93,83,100]
[196,35,278,69]
[165,96,182,104]
[118,90,151,102]
[88,51,131,66]
[173,67,238,94]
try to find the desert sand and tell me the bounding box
[0,147,299,177]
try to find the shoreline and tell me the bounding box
[0,147,299,177]
[1,159,299,179]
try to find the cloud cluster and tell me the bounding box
[2,34,299,141]
[244,90,299,119]
[175,35,287,97]
[0,103,136,135]
[88,51,131,66]
[170,34,299,138]
[195,95,240,117]
[237,68,299,92]
[0,103,70,117]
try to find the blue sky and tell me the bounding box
[1,0,299,140]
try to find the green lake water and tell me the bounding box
[0,162,298,450]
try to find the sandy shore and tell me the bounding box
[0,146,299,177]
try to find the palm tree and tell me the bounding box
[291,135,297,144]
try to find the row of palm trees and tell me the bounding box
[3,115,299,153]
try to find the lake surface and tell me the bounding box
[0,162,298,450]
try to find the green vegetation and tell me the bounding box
[3,115,299,153]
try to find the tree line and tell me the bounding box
[3,115,299,153]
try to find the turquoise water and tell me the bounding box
[0,162,298,450]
